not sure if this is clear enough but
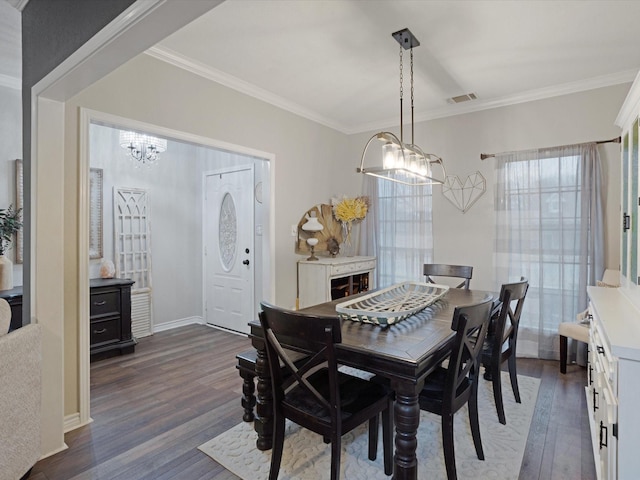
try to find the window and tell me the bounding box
[362,175,433,286]
[494,144,603,359]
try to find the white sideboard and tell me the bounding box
[297,256,376,309]
[587,286,640,479]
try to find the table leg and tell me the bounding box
[392,381,420,480]
[253,345,273,451]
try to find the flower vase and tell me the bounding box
[0,254,13,291]
[341,222,355,257]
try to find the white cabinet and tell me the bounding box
[297,256,376,309]
[616,71,640,288]
[587,286,640,479]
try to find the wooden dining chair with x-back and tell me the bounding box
[417,296,494,480]
[423,263,473,289]
[259,302,394,480]
[481,277,529,425]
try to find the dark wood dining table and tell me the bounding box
[249,287,496,480]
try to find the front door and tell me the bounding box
[204,165,255,333]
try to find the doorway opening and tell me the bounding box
[82,109,273,423]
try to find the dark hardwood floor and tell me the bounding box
[29,324,595,480]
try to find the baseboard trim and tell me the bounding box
[153,316,203,333]
[64,412,93,433]
[39,442,68,461]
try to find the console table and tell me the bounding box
[89,278,136,360]
[1,280,136,360]
[297,256,376,309]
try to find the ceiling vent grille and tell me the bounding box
[447,93,478,104]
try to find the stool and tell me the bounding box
[558,322,589,374]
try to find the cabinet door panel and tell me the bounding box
[622,132,629,279]
[632,118,639,284]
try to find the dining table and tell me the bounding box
[249,287,497,480]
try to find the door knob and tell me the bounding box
[242,259,250,265]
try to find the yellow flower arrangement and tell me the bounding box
[332,196,369,224]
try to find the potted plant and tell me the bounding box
[0,205,22,290]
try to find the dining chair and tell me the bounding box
[418,296,493,480]
[423,263,473,289]
[259,302,393,480]
[480,277,529,425]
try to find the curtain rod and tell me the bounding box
[480,136,621,160]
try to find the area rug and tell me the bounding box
[199,372,540,480]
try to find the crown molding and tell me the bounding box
[350,69,638,134]
[616,70,640,128]
[0,73,21,90]
[146,46,348,134]
[6,0,29,11]
[145,45,637,136]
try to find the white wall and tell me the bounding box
[68,53,348,311]
[346,84,627,292]
[0,0,22,285]
[0,85,23,286]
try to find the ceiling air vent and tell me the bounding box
[447,93,478,104]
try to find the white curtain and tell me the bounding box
[360,175,434,287]
[494,143,604,359]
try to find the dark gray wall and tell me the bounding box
[21,0,135,322]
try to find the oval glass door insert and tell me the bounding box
[219,192,237,271]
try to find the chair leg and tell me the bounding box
[368,415,379,461]
[508,354,520,403]
[468,385,485,461]
[382,400,393,476]
[442,414,457,480]
[560,334,568,374]
[331,435,342,480]
[269,416,286,480]
[491,365,506,425]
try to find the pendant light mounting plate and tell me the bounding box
[392,28,420,50]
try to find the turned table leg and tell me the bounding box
[238,369,256,423]
[392,381,421,480]
[253,345,273,451]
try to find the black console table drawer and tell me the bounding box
[90,278,136,361]
[90,291,120,317]
[90,318,121,346]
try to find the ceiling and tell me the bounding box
[153,0,640,134]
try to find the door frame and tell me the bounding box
[78,108,274,427]
[30,0,226,456]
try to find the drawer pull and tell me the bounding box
[593,389,599,412]
[597,345,605,355]
[599,421,608,449]
[589,365,593,385]
[93,328,107,334]
[93,300,107,306]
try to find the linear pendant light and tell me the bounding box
[357,28,446,186]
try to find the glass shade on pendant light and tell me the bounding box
[382,141,399,169]
[358,131,446,186]
[119,131,167,167]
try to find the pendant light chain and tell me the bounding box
[410,46,415,145]
[399,44,404,143]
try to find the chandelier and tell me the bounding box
[119,131,167,166]
[357,28,446,186]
